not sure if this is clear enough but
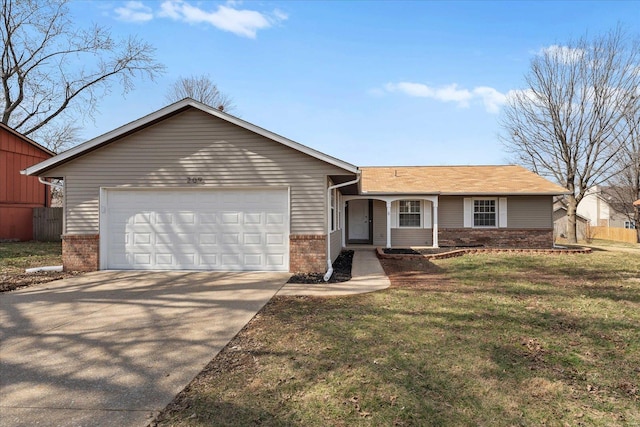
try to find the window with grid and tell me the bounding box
[474,199,496,227]
[399,200,421,227]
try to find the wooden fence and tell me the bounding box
[33,207,62,242]
[590,226,638,244]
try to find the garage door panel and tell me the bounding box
[104,189,289,271]
[266,233,284,245]
[199,213,217,224]
[199,234,217,244]
[243,233,262,245]
[243,213,262,224]
[266,213,285,225]
[155,253,175,266]
[266,254,286,266]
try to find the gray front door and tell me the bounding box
[348,199,370,241]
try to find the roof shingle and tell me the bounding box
[360,165,568,195]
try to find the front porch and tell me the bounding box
[342,196,439,248]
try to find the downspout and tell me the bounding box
[324,171,361,282]
[38,177,63,190]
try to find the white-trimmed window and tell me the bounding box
[624,220,636,229]
[330,189,336,231]
[399,200,421,227]
[464,197,507,228]
[474,199,496,227]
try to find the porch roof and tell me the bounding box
[360,165,569,196]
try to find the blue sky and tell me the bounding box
[68,0,640,166]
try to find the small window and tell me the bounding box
[624,220,636,229]
[331,190,336,231]
[399,200,421,227]
[474,199,496,227]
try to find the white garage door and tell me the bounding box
[102,189,289,271]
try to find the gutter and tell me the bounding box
[38,177,64,190]
[324,172,361,281]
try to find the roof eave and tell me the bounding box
[0,122,55,157]
[362,191,570,196]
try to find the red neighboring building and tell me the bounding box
[0,123,54,241]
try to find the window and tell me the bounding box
[474,199,496,227]
[399,200,421,227]
[330,190,336,231]
[624,220,636,229]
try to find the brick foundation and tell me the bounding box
[62,234,99,272]
[438,228,554,249]
[289,234,327,273]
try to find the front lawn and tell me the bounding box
[0,241,72,292]
[153,250,640,426]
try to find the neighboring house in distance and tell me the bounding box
[0,123,54,241]
[23,99,568,273]
[577,185,636,229]
[553,206,589,242]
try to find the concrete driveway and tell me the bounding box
[0,270,289,427]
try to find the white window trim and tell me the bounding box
[464,197,507,228]
[330,188,337,232]
[398,200,422,228]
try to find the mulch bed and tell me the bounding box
[383,247,480,255]
[287,250,354,284]
[0,271,79,293]
[380,246,592,260]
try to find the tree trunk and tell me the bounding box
[566,195,579,244]
[635,208,640,244]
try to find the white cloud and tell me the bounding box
[538,45,585,64]
[384,82,508,114]
[114,1,153,22]
[472,86,507,114]
[157,0,287,38]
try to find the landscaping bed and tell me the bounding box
[379,245,592,260]
[287,250,353,284]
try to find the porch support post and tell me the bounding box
[386,200,392,248]
[341,201,347,246]
[433,198,439,248]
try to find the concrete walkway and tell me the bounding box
[0,271,288,427]
[277,249,391,296]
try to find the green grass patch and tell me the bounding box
[0,241,62,275]
[155,251,640,426]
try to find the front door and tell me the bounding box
[348,199,371,243]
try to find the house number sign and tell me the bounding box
[187,177,205,184]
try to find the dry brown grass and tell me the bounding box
[153,250,639,426]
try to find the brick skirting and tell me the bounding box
[62,234,99,272]
[289,234,326,273]
[438,228,554,249]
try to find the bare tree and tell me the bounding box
[0,0,164,152]
[500,27,640,243]
[607,102,640,242]
[165,74,235,112]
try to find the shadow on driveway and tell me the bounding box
[0,270,289,427]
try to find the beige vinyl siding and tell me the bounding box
[329,229,342,262]
[372,200,387,246]
[391,228,433,246]
[508,196,553,228]
[46,109,352,235]
[439,196,464,228]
